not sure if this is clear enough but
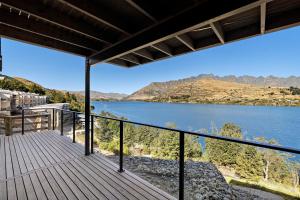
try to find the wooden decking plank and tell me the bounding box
[93,154,175,200]
[0,136,7,179]
[70,159,130,200]
[9,136,27,200]
[11,136,27,174]
[29,173,48,200]
[0,181,7,200]
[14,134,34,172]
[22,134,50,167]
[44,132,83,158]
[82,156,151,200]
[18,134,48,200]
[0,136,7,200]
[53,165,88,200]
[29,133,57,164]
[47,167,78,200]
[16,134,40,170]
[50,131,172,200]
[7,179,17,200]
[63,162,108,200]
[22,175,38,200]
[8,137,21,176]
[15,176,28,200]
[14,135,39,200]
[34,132,77,162]
[58,164,97,200]
[35,170,58,200]
[42,168,68,200]
[5,137,14,179]
[31,133,64,163]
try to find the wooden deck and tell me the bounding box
[0,130,176,200]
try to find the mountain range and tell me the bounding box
[125,74,300,106]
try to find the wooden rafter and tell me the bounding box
[210,22,225,44]
[176,35,195,51]
[261,1,267,34]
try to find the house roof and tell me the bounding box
[0,0,299,67]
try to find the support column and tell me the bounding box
[85,58,90,156]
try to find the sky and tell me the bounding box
[1,26,300,94]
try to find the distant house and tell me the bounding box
[0,89,47,113]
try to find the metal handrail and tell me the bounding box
[22,107,300,200]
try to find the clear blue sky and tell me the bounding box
[2,26,300,94]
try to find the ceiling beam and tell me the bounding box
[0,24,91,57]
[90,0,262,64]
[210,21,225,44]
[1,0,116,44]
[176,35,195,51]
[133,49,154,61]
[119,54,140,65]
[151,43,173,56]
[108,59,135,67]
[57,0,130,36]
[260,1,266,34]
[125,0,157,22]
[0,10,103,51]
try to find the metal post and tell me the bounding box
[21,109,24,135]
[73,112,76,143]
[118,121,124,172]
[52,108,55,130]
[60,110,63,136]
[85,58,90,156]
[91,115,94,154]
[179,131,185,200]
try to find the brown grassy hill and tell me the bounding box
[126,78,300,106]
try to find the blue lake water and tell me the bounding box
[92,101,300,150]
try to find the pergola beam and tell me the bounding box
[1,0,116,44]
[260,1,267,34]
[89,0,261,64]
[210,22,225,44]
[133,49,154,61]
[176,35,195,51]
[151,43,173,56]
[0,11,103,51]
[57,0,130,35]
[119,54,140,65]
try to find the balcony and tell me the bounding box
[0,129,175,200]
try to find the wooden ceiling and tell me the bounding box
[0,0,300,67]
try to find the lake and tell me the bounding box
[92,101,300,150]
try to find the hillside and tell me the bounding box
[68,90,127,100]
[171,74,300,88]
[126,77,300,106]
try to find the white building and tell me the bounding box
[0,89,48,112]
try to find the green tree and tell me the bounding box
[205,123,243,167]
[236,145,264,180]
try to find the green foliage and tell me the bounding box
[46,90,85,112]
[289,86,300,95]
[0,77,29,92]
[205,123,243,167]
[95,112,201,160]
[236,145,264,181]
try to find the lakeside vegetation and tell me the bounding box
[89,112,300,199]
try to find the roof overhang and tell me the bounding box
[0,0,300,67]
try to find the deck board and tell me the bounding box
[0,131,176,200]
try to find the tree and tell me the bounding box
[205,123,243,167]
[236,145,264,180]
